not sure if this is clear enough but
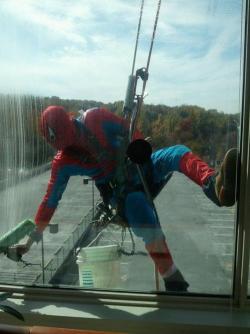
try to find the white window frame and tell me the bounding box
[0,1,250,333]
[234,0,250,308]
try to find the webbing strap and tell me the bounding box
[76,116,114,164]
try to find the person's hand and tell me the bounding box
[9,243,30,255]
[7,237,33,261]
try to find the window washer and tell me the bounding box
[11,105,238,292]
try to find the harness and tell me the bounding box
[71,110,143,218]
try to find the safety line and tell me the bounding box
[131,0,145,75]
[132,0,162,136]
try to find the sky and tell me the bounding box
[0,0,245,114]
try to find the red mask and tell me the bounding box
[40,106,76,150]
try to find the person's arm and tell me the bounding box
[13,157,70,255]
[21,205,57,254]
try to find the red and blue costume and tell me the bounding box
[36,106,218,280]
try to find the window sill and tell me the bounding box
[0,325,125,334]
[0,286,250,334]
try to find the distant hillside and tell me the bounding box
[0,94,239,168]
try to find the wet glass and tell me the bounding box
[0,0,244,294]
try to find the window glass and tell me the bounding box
[0,0,243,294]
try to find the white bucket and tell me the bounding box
[76,244,121,289]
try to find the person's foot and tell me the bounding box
[164,269,189,293]
[215,148,238,207]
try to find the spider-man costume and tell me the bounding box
[36,106,219,282]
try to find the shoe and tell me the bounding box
[215,148,238,207]
[164,269,189,293]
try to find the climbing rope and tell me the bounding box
[128,0,162,139]
[119,0,163,281]
[131,0,145,76]
[127,0,163,235]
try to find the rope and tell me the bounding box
[131,0,145,75]
[125,3,163,293]
[130,0,162,138]
[119,226,135,256]
[85,218,137,257]
[145,0,162,75]
[102,0,163,256]
[127,0,162,239]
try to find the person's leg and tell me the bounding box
[178,149,219,205]
[179,148,238,207]
[143,145,237,290]
[125,191,189,292]
[152,144,237,207]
